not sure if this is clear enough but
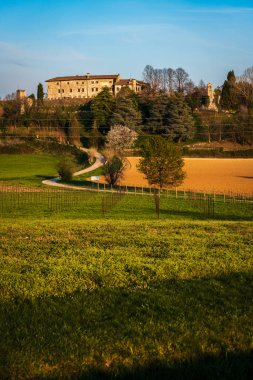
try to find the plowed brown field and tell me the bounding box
[98,158,253,195]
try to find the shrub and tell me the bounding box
[56,157,75,181]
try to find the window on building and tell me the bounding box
[67,82,69,85]
[91,81,94,84]
[82,88,84,92]
[96,81,98,84]
[78,89,80,92]
[109,81,112,83]
[62,89,64,93]
[58,89,60,93]
[82,82,84,84]
[57,82,59,85]
[92,88,94,92]
[96,88,99,91]
[70,89,72,92]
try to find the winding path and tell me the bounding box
[42,148,105,190]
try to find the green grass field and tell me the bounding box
[0,191,253,379]
[0,154,252,379]
[0,154,62,186]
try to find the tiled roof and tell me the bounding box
[116,79,131,85]
[46,74,120,82]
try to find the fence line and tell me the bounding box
[66,181,253,205]
[0,183,252,219]
[0,183,252,205]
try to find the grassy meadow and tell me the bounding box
[0,154,61,186]
[0,153,253,379]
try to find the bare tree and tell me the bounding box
[142,65,166,92]
[4,92,16,100]
[166,68,176,93]
[143,65,191,94]
[184,80,195,95]
[174,68,189,93]
[142,65,157,90]
[238,66,253,84]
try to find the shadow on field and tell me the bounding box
[36,175,57,180]
[77,352,253,380]
[0,272,253,379]
[160,208,253,221]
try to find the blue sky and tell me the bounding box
[0,0,253,98]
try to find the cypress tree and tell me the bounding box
[220,70,238,111]
[37,83,44,103]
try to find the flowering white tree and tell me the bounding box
[106,125,137,152]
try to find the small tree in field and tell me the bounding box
[102,149,127,186]
[138,136,185,189]
[56,157,75,182]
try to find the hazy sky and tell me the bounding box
[0,0,253,98]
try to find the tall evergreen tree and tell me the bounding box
[165,96,194,142]
[91,87,115,132]
[37,83,44,102]
[147,94,171,133]
[220,70,238,111]
[111,97,141,129]
[147,95,193,141]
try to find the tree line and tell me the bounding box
[0,67,253,146]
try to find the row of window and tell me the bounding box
[58,88,100,94]
[56,80,112,85]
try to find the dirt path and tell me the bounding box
[42,148,105,190]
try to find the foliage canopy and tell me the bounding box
[138,136,185,188]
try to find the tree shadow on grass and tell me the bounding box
[160,207,253,221]
[79,352,253,380]
[0,272,253,379]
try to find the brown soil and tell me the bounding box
[97,158,253,195]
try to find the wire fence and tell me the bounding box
[0,184,252,218]
[61,180,253,204]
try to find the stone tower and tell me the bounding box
[207,83,217,111]
[16,89,26,100]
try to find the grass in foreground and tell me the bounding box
[0,217,252,379]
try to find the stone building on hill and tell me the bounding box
[46,73,145,100]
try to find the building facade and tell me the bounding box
[46,74,145,100]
